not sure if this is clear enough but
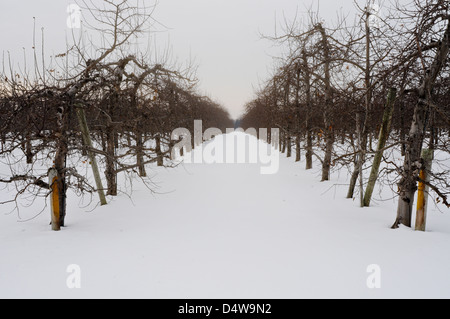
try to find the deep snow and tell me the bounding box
[0,132,449,299]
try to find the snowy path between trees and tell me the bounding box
[1,132,450,298]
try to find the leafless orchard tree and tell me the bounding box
[241,0,449,229]
[391,0,450,228]
[0,0,233,230]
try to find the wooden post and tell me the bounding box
[76,108,108,206]
[415,149,434,231]
[363,88,397,207]
[49,168,60,231]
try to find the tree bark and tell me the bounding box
[49,168,60,231]
[317,24,334,182]
[105,126,118,196]
[286,134,292,158]
[302,51,313,170]
[415,149,433,231]
[306,130,313,170]
[295,66,301,163]
[393,104,428,228]
[347,154,360,199]
[295,135,301,162]
[25,134,33,164]
[76,108,108,206]
[363,88,397,207]
[54,106,68,228]
[155,134,164,167]
[393,21,449,229]
[136,129,147,177]
[322,130,334,181]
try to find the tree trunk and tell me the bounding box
[302,50,313,170]
[1,132,5,153]
[286,134,292,158]
[393,22,449,228]
[400,102,407,156]
[76,108,107,206]
[317,24,334,182]
[26,133,33,164]
[136,129,147,177]
[155,134,164,167]
[280,132,285,153]
[350,11,373,206]
[49,168,60,231]
[54,106,69,228]
[347,156,360,199]
[393,97,431,228]
[295,135,301,162]
[364,88,397,207]
[306,130,313,170]
[105,126,118,196]
[321,130,334,181]
[355,110,366,206]
[114,132,119,149]
[295,66,301,163]
[415,149,433,232]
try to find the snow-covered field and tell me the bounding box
[0,132,449,299]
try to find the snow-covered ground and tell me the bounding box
[0,132,449,299]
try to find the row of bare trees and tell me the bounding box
[240,0,450,228]
[0,0,233,229]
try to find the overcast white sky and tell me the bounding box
[0,0,361,119]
